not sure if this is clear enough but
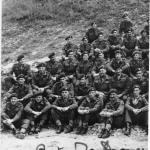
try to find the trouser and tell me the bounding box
[100,115,124,129]
[125,109,148,126]
[78,112,100,127]
[51,108,75,127]
[21,113,48,129]
[1,113,22,129]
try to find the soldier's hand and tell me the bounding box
[39,88,44,92]
[18,98,24,101]
[118,94,123,98]
[6,119,13,124]
[133,109,139,115]
[51,76,56,81]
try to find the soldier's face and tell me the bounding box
[11,97,18,105]
[133,88,140,96]
[80,77,86,84]
[89,91,96,98]
[18,78,25,84]
[68,52,74,59]
[109,92,117,100]
[116,69,122,75]
[99,68,106,76]
[98,53,104,58]
[134,54,140,60]
[51,56,56,61]
[115,53,121,59]
[83,38,88,43]
[83,54,89,61]
[92,23,97,28]
[113,31,117,36]
[136,71,143,78]
[60,77,66,84]
[36,95,43,102]
[142,31,147,37]
[38,66,46,72]
[19,58,25,64]
[127,31,132,36]
[98,35,104,41]
[62,91,69,98]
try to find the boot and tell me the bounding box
[56,125,63,134]
[35,126,41,133]
[124,122,131,136]
[102,129,110,138]
[76,127,82,134]
[98,128,105,138]
[80,126,88,134]
[64,125,73,133]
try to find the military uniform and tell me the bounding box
[21,97,50,132]
[108,34,121,59]
[45,60,62,77]
[121,35,138,57]
[76,60,93,80]
[85,27,100,43]
[6,83,33,106]
[110,73,131,96]
[92,74,111,95]
[62,42,78,57]
[125,95,148,126]
[51,95,77,131]
[92,39,109,58]
[2,101,23,129]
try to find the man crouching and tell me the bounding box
[51,87,78,134]
[76,88,104,135]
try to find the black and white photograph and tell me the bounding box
[0,0,149,149]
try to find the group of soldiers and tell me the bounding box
[1,12,149,139]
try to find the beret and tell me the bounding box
[122,11,129,18]
[108,89,118,95]
[9,93,17,100]
[48,52,55,58]
[57,73,66,81]
[17,55,24,61]
[132,50,142,56]
[111,29,117,34]
[140,30,147,35]
[65,35,73,40]
[88,87,95,93]
[61,87,69,92]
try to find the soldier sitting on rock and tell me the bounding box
[124,85,148,136]
[18,93,51,138]
[1,94,23,135]
[76,88,103,135]
[98,89,124,138]
[51,87,78,134]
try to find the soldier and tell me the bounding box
[76,52,93,81]
[92,51,107,75]
[45,52,63,80]
[76,88,103,134]
[62,35,78,57]
[124,85,148,136]
[85,22,100,44]
[5,55,31,89]
[78,37,93,60]
[18,93,51,137]
[92,32,109,59]
[4,74,33,106]
[98,89,124,138]
[62,51,78,84]
[110,68,131,100]
[130,69,148,99]
[108,29,121,59]
[121,29,138,58]
[92,66,111,97]
[74,75,91,105]
[51,73,74,97]
[119,12,133,35]
[129,51,144,78]
[1,94,23,134]
[51,87,78,134]
[32,63,53,97]
[107,50,129,75]
[137,30,149,59]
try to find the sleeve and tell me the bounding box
[12,103,23,122]
[69,84,74,97]
[5,86,15,98]
[68,98,78,110]
[41,98,51,114]
[22,85,33,100]
[125,97,134,112]
[112,101,124,116]
[78,99,87,109]
[89,98,103,113]
[140,97,148,112]
[24,101,34,113]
